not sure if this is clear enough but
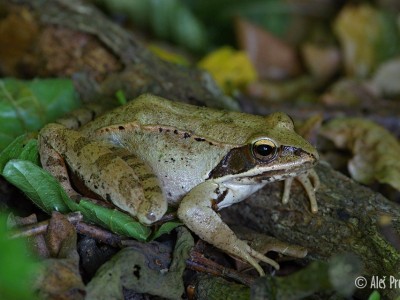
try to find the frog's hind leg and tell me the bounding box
[39,126,83,200]
[115,148,167,225]
[177,181,279,276]
[39,124,166,225]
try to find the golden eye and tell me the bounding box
[251,138,278,162]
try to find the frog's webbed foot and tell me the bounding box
[282,169,320,213]
[177,182,279,276]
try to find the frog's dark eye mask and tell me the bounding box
[208,137,311,179]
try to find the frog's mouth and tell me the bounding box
[243,159,317,184]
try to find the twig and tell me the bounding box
[75,221,122,247]
[10,211,83,238]
[187,250,255,286]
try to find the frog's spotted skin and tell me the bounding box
[39,94,319,275]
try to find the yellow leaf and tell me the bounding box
[333,4,400,78]
[198,46,257,94]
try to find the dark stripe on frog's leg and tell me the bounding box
[116,149,166,224]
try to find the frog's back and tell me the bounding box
[81,94,271,146]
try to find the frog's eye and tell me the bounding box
[251,138,278,162]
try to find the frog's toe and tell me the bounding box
[230,239,280,276]
[282,169,320,213]
[296,172,318,213]
[248,246,280,271]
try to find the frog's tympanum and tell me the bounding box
[39,94,319,275]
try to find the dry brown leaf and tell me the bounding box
[86,227,193,300]
[235,18,302,80]
[34,212,85,300]
[45,212,78,259]
[320,118,400,190]
[301,43,341,82]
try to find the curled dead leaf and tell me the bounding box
[320,118,400,191]
[86,227,193,299]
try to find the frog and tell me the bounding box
[38,94,319,276]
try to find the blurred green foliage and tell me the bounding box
[0,214,39,300]
[0,78,81,151]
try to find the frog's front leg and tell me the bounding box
[282,169,320,213]
[177,181,279,276]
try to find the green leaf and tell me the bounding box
[115,90,127,105]
[0,134,28,172]
[151,221,182,241]
[2,160,70,213]
[19,139,40,165]
[368,290,381,300]
[1,140,152,241]
[0,214,39,300]
[0,78,81,151]
[78,200,151,241]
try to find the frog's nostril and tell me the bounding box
[294,148,302,156]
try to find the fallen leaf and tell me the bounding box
[235,18,302,80]
[320,118,400,190]
[301,43,341,82]
[45,212,78,259]
[86,227,193,299]
[198,46,257,94]
[371,57,400,97]
[34,212,85,300]
[35,259,86,300]
[333,4,400,78]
